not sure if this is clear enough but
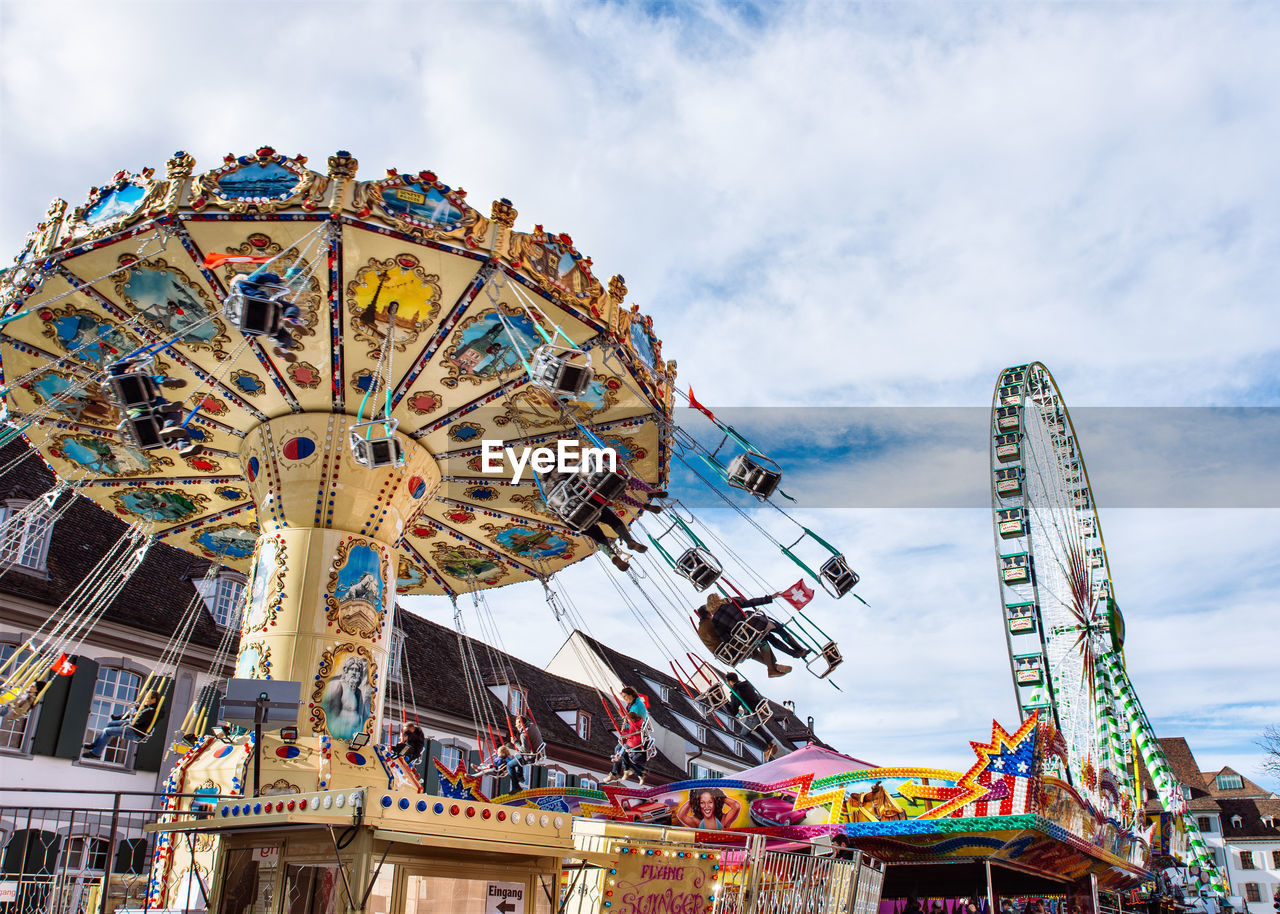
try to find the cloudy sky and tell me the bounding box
[1,1,1276,789]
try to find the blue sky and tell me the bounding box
[1,0,1276,789]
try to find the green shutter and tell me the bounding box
[423,740,443,795]
[53,657,100,759]
[134,679,174,772]
[30,671,73,757]
[1,829,62,875]
[529,763,547,789]
[114,838,149,875]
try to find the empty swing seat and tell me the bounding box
[695,680,731,715]
[529,345,594,398]
[675,547,722,591]
[350,418,404,469]
[726,452,782,500]
[806,641,844,679]
[819,554,860,598]
[739,699,774,732]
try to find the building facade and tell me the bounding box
[1145,737,1280,911]
[0,445,240,806]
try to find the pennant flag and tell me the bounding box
[201,252,275,269]
[780,579,815,610]
[52,653,77,676]
[686,387,717,423]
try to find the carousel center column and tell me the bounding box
[236,413,440,745]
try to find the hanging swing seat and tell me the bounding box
[529,344,594,399]
[545,475,605,531]
[638,718,658,760]
[675,547,722,591]
[738,698,774,732]
[225,276,290,336]
[726,452,782,500]
[713,617,770,667]
[350,418,404,469]
[519,741,548,766]
[107,367,162,410]
[583,466,628,502]
[694,679,732,716]
[805,640,844,679]
[819,554,860,598]
[107,366,173,451]
[545,468,627,531]
[123,679,169,742]
[118,412,166,450]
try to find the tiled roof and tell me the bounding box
[1200,766,1274,800]
[393,610,685,782]
[571,630,832,762]
[1140,738,1219,813]
[0,441,227,651]
[1217,797,1280,839]
[1159,738,1211,792]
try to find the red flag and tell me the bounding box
[779,579,815,610]
[52,653,77,676]
[201,252,275,269]
[686,387,717,422]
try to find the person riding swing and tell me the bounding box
[82,692,161,759]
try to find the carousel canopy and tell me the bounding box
[0,147,675,595]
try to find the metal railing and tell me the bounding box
[0,789,231,914]
[564,822,885,914]
[711,834,885,914]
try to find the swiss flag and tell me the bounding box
[686,387,717,423]
[779,579,814,610]
[51,653,77,676]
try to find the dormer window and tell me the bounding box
[387,629,405,683]
[1261,815,1274,828]
[195,570,247,628]
[1231,815,1244,829]
[0,500,54,573]
[1215,773,1243,791]
[508,686,526,717]
[576,711,591,740]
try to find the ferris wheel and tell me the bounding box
[988,362,1224,891]
[988,363,1128,799]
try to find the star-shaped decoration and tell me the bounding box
[923,713,1040,819]
[433,758,491,801]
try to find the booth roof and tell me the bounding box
[731,741,878,784]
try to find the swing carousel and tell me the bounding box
[0,144,681,755]
[0,147,871,908]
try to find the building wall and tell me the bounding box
[0,599,231,828]
[1223,839,1280,911]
